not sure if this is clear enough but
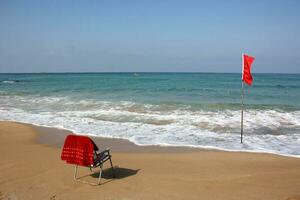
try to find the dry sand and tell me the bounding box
[0,121,300,200]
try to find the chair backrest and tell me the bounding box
[61,134,99,167]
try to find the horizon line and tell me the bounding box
[0,71,300,75]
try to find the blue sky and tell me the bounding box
[0,0,299,73]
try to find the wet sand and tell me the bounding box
[1,121,300,200]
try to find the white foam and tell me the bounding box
[0,95,300,157]
[1,80,16,84]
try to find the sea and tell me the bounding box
[0,73,299,157]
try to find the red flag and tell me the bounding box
[242,54,255,85]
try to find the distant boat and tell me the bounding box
[133,73,139,77]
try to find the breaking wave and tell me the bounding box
[0,94,299,157]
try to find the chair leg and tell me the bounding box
[74,165,78,180]
[109,157,116,178]
[97,164,103,185]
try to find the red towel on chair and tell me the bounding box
[61,135,98,167]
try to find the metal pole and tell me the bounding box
[241,81,244,143]
[241,53,244,143]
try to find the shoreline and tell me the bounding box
[1,121,300,199]
[32,122,201,153]
[2,119,298,157]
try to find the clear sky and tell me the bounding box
[0,0,299,73]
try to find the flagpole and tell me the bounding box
[241,53,244,144]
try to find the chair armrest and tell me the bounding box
[93,148,111,167]
[97,148,111,157]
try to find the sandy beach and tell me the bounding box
[0,121,300,200]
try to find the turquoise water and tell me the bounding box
[1,73,300,109]
[0,73,300,156]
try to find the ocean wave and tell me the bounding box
[6,94,297,112]
[0,95,300,157]
[1,80,20,84]
[254,84,300,89]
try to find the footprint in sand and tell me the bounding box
[0,192,18,200]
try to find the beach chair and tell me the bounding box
[61,135,115,185]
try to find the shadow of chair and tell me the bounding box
[93,166,140,179]
[73,166,140,186]
[89,166,140,185]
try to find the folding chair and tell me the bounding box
[61,135,115,185]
